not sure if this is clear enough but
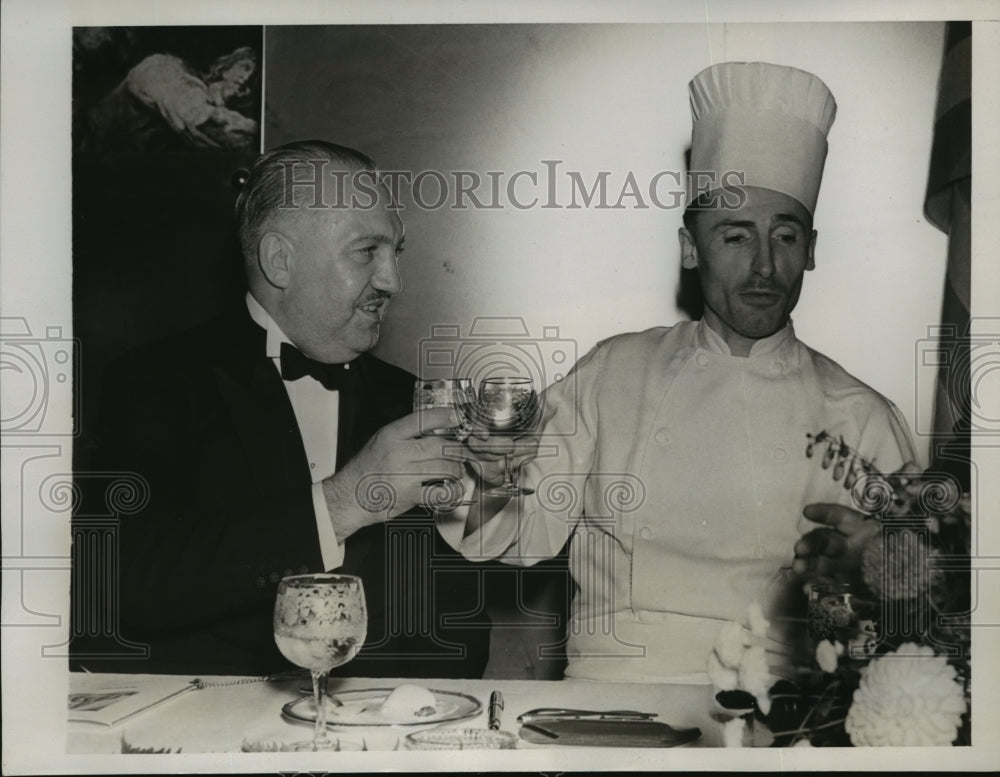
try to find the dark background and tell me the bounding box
[72,26,263,470]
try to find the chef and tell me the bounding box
[445,61,919,682]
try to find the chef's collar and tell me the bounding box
[695,317,795,359]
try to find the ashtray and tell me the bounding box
[403,727,517,750]
[240,736,367,752]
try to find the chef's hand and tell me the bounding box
[792,504,879,590]
[449,427,540,537]
[461,428,540,488]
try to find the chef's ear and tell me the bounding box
[679,227,699,270]
[258,231,293,289]
[806,229,817,272]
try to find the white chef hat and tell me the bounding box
[687,61,837,215]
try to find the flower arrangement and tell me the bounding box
[711,438,972,747]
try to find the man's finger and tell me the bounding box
[509,435,540,456]
[416,476,468,508]
[802,503,870,536]
[791,551,823,576]
[416,407,462,436]
[794,528,848,559]
[409,434,468,462]
[509,442,540,461]
[415,462,464,483]
[400,460,464,482]
[465,436,516,457]
[388,408,459,438]
[813,554,846,581]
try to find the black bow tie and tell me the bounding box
[279,342,351,391]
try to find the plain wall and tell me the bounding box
[265,22,949,467]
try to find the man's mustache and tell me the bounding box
[357,290,393,305]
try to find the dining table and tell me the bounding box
[66,670,727,763]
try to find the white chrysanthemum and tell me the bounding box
[844,643,967,746]
[861,531,936,600]
[815,639,839,673]
[747,601,770,639]
[738,645,774,716]
[715,621,752,668]
[708,650,739,691]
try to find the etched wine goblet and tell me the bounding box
[273,573,367,751]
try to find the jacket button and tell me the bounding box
[653,428,670,445]
[770,360,784,375]
[639,526,653,540]
[696,353,709,367]
[773,447,787,462]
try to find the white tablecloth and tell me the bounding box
[66,672,723,753]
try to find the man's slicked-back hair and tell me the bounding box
[234,139,378,261]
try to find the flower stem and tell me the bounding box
[768,717,847,738]
[795,679,840,734]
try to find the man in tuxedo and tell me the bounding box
[73,140,490,677]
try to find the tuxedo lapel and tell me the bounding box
[340,353,412,463]
[210,311,311,499]
[335,363,365,470]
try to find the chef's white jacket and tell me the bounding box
[442,320,918,682]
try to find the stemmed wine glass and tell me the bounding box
[413,378,475,437]
[273,573,367,751]
[412,378,478,509]
[475,376,538,497]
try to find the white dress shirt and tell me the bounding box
[246,292,346,570]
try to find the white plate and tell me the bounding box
[282,687,482,728]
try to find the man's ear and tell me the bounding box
[806,229,817,272]
[257,231,293,289]
[679,227,699,270]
